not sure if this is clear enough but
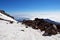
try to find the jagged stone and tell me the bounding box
[22,18,60,36]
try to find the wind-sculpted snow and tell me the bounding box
[0,20,60,40]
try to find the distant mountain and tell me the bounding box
[14,17,30,22]
[15,16,60,25]
[44,19,60,25]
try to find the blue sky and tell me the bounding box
[0,0,60,17]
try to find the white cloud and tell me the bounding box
[12,11,60,22]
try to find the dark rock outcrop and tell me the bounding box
[22,18,60,36]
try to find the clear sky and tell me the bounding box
[0,0,60,20]
[0,0,60,12]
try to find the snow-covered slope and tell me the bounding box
[0,13,17,22]
[0,20,60,40]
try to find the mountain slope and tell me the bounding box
[0,20,60,40]
[0,10,60,40]
[0,10,17,22]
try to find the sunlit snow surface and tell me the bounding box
[0,20,60,40]
[0,13,17,22]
